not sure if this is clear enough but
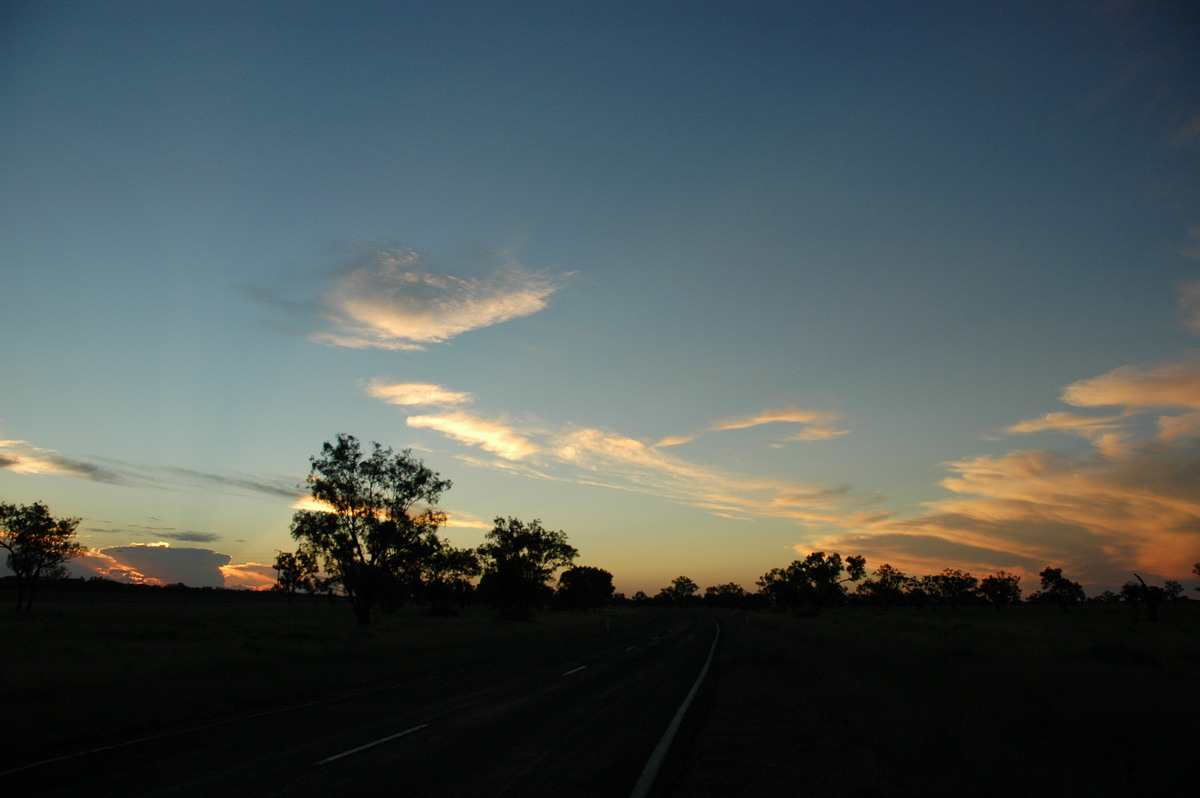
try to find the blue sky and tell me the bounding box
[2,1,1198,594]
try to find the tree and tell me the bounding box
[1028,566,1085,609]
[557,566,615,611]
[855,563,913,610]
[658,575,699,607]
[0,501,85,612]
[978,571,1022,607]
[419,540,481,613]
[928,569,980,609]
[478,517,577,617]
[1163,579,1183,608]
[273,549,317,601]
[703,582,747,609]
[289,434,451,626]
[757,552,866,613]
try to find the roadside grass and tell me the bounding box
[0,590,643,760]
[676,604,1199,797]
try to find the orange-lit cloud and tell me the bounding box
[817,349,1200,587]
[0,439,123,482]
[310,247,560,350]
[221,562,276,590]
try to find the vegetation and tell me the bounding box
[0,501,84,612]
[477,517,577,618]
[289,434,453,626]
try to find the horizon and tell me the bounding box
[2,1,1199,597]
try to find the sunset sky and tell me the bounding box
[2,1,1199,595]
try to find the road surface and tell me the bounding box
[3,611,717,797]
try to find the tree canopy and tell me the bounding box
[478,517,577,617]
[0,501,84,612]
[290,434,451,625]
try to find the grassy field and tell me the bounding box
[0,590,640,760]
[5,591,1197,795]
[670,603,1200,797]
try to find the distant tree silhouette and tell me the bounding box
[1163,579,1183,608]
[703,582,747,609]
[556,566,615,611]
[1193,562,1200,593]
[757,552,866,613]
[289,434,451,626]
[478,517,577,618]
[419,541,481,613]
[928,569,980,609]
[273,549,317,601]
[657,575,699,607]
[978,571,1022,607]
[0,501,84,612]
[855,563,913,610]
[1028,567,1085,610]
[631,590,650,606]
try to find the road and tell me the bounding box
[3,612,718,797]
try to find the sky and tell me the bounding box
[2,1,1199,596]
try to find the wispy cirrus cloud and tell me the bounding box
[0,439,126,483]
[1,437,301,502]
[709,406,850,442]
[365,380,474,407]
[304,246,562,351]
[366,379,879,525]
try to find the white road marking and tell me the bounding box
[629,617,721,798]
[562,665,588,676]
[315,723,429,765]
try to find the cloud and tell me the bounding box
[406,412,542,461]
[97,544,233,588]
[0,439,125,483]
[309,247,561,350]
[369,381,879,526]
[710,407,850,441]
[816,351,1200,588]
[365,380,474,407]
[220,562,276,590]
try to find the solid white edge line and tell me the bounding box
[563,665,588,676]
[315,723,429,765]
[629,617,720,798]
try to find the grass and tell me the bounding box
[6,590,1197,795]
[0,590,641,760]
[674,603,1199,797]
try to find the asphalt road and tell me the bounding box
[3,612,718,797]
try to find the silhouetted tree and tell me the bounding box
[556,566,615,611]
[478,517,577,618]
[1163,579,1183,608]
[631,590,650,606]
[978,571,1022,607]
[658,575,699,607]
[757,552,866,613]
[1028,566,1085,610]
[928,568,980,609]
[855,563,913,610]
[419,541,481,613]
[273,549,317,601]
[703,582,747,609]
[0,501,84,612]
[289,434,451,626]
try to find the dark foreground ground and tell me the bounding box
[664,605,1198,797]
[2,593,1196,796]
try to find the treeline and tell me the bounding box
[630,555,1196,621]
